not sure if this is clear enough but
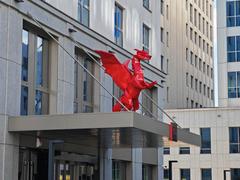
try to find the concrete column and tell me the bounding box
[157,147,164,180]
[99,148,112,180]
[131,148,142,180]
[0,5,22,180]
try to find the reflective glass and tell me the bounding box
[228,72,236,87]
[227,2,235,16]
[22,30,29,81]
[20,86,28,115]
[227,17,235,27]
[200,128,211,154]
[143,0,150,9]
[35,90,42,115]
[201,169,212,180]
[236,1,240,15]
[114,5,123,46]
[36,37,43,86]
[236,17,240,26]
[230,127,238,143]
[78,0,89,27]
[227,36,235,51]
[180,169,190,180]
[228,52,235,62]
[82,8,89,27]
[231,169,240,180]
[228,87,237,98]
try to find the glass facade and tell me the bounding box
[180,169,190,180]
[114,4,123,47]
[201,169,212,180]
[227,36,240,62]
[200,128,211,154]
[78,0,89,27]
[228,72,240,98]
[229,127,240,153]
[226,1,240,27]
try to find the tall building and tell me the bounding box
[165,0,214,109]
[0,0,199,180]
[217,0,240,107]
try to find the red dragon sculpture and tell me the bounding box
[95,49,157,112]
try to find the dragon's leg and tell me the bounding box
[133,98,140,111]
[113,95,133,111]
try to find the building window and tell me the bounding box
[226,1,240,27]
[228,72,240,98]
[203,62,206,73]
[229,127,240,153]
[194,8,197,26]
[142,88,156,117]
[21,29,49,115]
[191,75,193,88]
[190,27,193,41]
[115,4,123,47]
[186,0,188,10]
[199,81,202,93]
[143,24,150,52]
[142,164,153,180]
[204,84,206,95]
[166,5,169,19]
[180,169,190,180]
[211,68,213,79]
[161,27,164,43]
[78,0,90,27]
[163,147,170,154]
[199,13,201,30]
[186,23,188,37]
[200,128,211,154]
[211,89,214,100]
[207,87,210,98]
[166,32,169,46]
[164,169,169,180]
[201,168,212,180]
[191,100,194,108]
[186,48,189,61]
[195,55,198,67]
[231,169,240,179]
[179,147,190,154]
[186,73,189,87]
[167,87,169,103]
[190,51,193,64]
[190,4,193,22]
[207,65,209,76]
[227,36,240,62]
[161,55,164,71]
[112,160,126,180]
[74,52,95,113]
[195,79,198,91]
[143,0,150,9]
[166,59,169,73]
[186,98,189,108]
[161,0,164,15]
[199,58,202,71]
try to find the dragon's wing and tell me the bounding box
[95,50,132,90]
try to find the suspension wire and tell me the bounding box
[73,41,180,127]
[27,12,130,112]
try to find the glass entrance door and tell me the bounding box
[55,160,95,180]
[18,149,38,180]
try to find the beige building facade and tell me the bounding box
[165,0,214,109]
[163,108,240,180]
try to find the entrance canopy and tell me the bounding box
[8,112,200,148]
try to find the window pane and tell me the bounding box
[228,72,236,87]
[179,147,190,154]
[227,36,235,51]
[22,30,29,82]
[201,169,212,180]
[114,5,123,46]
[163,147,170,155]
[231,169,240,180]
[227,2,235,16]
[180,169,190,180]
[143,0,150,9]
[200,128,211,154]
[236,1,240,15]
[227,17,235,27]
[36,37,43,86]
[228,52,236,62]
[229,127,238,143]
[228,87,237,98]
[35,90,42,115]
[236,17,240,26]
[82,8,89,27]
[20,86,28,115]
[78,0,89,27]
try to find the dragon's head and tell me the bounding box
[134,49,152,61]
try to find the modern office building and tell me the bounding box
[163,108,240,180]
[217,0,240,107]
[165,0,215,109]
[0,0,200,180]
